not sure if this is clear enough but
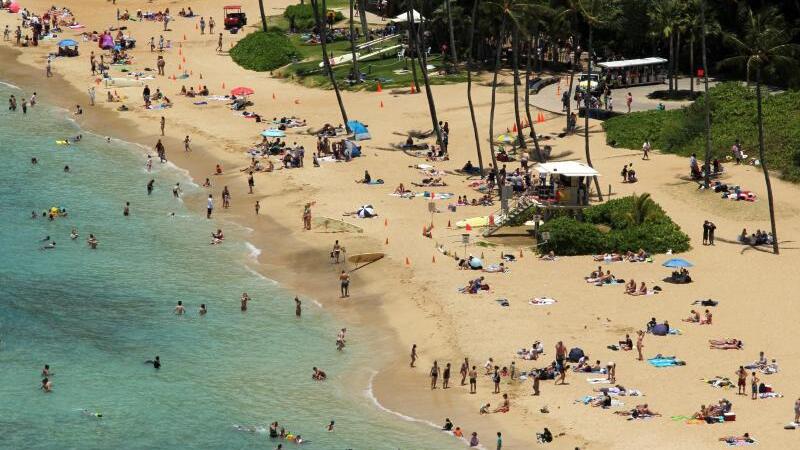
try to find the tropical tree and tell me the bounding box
[358,0,369,38]
[625,193,658,226]
[720,5,799,255]
[409,0,442,143]
[524,35,544,162]
[576,0,621,201]
[699,0,712,189]
[348,0,360,82]
[465,0,485,174]
[310,0,351,132]
[444,0,459,68]
[648,0,680,94]
[406,7,421,93]
[511,26,527,149]
[258,0,268,32]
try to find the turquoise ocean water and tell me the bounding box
[0,82,458,449]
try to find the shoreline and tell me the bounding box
[5,2,800,449]
[0,23,520,449]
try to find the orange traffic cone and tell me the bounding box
[432,255,436,263]
[179,48,182,56]
[519,248,524,258]
[376,82,382,92]
[512,123,518,133]
[384,218,388,227]
[199,73,203,79]
[447,219,451,228]
[183,34,187,41]
[222,82,226,89]
[272,93,276,100]
[410,83,416,93]
[385,237,389,245]
[380,101,384,108]
[465,223,472,232]
[405,257,410,266]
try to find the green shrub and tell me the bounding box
[283,4,344,31]
[539,195,690,256]
[230,31,298,71]
[603,82,800,182]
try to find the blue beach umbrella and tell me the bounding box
[261,129,285,138]
[58,39,78,47]
[662,258,693,268]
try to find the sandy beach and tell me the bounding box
[3,1,800,448]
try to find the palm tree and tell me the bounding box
[258,0,268,32]
[465,0,485,174]
[444,0,459,68]
[720,6,799,255]
[348,0,360,82]
[649,0,680,94]
[406,7,421,93]
[410,0,442,144]
[311,0,351,132]
[524,35,544,162]
[358,0,369,38]
[487,13,507,196]
[625,193,658,226]
[699,0,712,189]
[576,0,621,202]
[511,26,526,149]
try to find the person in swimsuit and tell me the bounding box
[751,372,759,400]
[240,293,250,311]
[460,358,469,385]
[42,364,52,377]
[174,301,185,315]
[429,361,439,389]
[636,330,645,361]
[736,366,747,395]
[332,240,342,263]
[442,362,451,389]
[339,271,350,298]
[41,378,52,392]
[555,341,567,385]
[199,304,207,315]
[295,296,301,317]
[469,366,477,394]
[145,356,161,369]
[410,344,417,367]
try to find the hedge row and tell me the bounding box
[230,32,298,72]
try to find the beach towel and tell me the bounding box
[648,357,684,367]
[365,179,384,185]
[586,378,611,384]
[703,377,735,389]
[193,101,208,105]
[529,297,556,305]
[147,104,170,110]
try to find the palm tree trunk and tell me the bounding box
[312,0,351,132]
[258,0,268,32]
[565,47,577,133]
[668,34,674,93]
[488,17,506,199]
[755,67,779,254]
[348,0,360,82]
[700,0,711,188]
[444,0,458,69]
[407,8,421,94]
[524,36,543,162]
[689,32,694,93]
[412,0,442,143]
[358,0,368,38]
[466,0,484,175]
[675,31,681,91]
[584,26,603,201]
[512,27,526,149]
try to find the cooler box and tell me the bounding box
[724,413,736,422]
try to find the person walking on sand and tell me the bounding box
[460,358,469,385]
[555,341,567,385]
[496,431,503,450]
[294,296,301,316]
[642,139,651,160]
[443,363,451,389]
[46,58,52,78]
[209,17,215,35]
[636,330,644,361]
[88,86,95,106]
[410,344,417,367]
[430,361,439,389]
[703,220,710,245]
[339,270,350,297]
[708,221,716,245]
[160,116,165,136]
[332,240,342,263]
[184,135,191,152]
[216,33,223,52]
[751,372,759,400]
[199,17,206,35]
[247,172,255,194]
[794,398,800,423]
[469,366,478,394]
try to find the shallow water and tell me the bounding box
[0,85,459,449]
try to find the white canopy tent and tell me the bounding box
[536,161,600,177]
[392,9,425,23]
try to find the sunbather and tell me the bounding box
[719,433,754,444]
[701,309,713,325]
[624,279,636,294]
[683,309,701,323]
[394,183,409,195]
[709,339,743,350]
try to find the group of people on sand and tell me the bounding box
[593,249,650,262]
[738,228,774,246]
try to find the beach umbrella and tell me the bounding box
[662,258,693,268]
[8,3,20,14]
[357,205,376,218]
[261,129,285,138]
[230,86,254,96]
[58,39,78,47]
[495,134,515,144]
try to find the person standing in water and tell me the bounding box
[147,179,154,195]
[199,304,207,316]
[146,356,161,369]
[172,183,181,198]
[254,200,260,215]
[174,301,185,315]
[123,202,130,216]
[206,194,213,219]
[240,293,250,311]
[294,296,301,317]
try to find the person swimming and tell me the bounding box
[79,409,102,418]
[70,228,79,240]
[41,241,56,250]
[145,356,161,369]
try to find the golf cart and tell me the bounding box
[577,72,603,96]
[224,5,247,31]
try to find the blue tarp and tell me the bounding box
[58,39,78,47]
[347,120,371,141]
